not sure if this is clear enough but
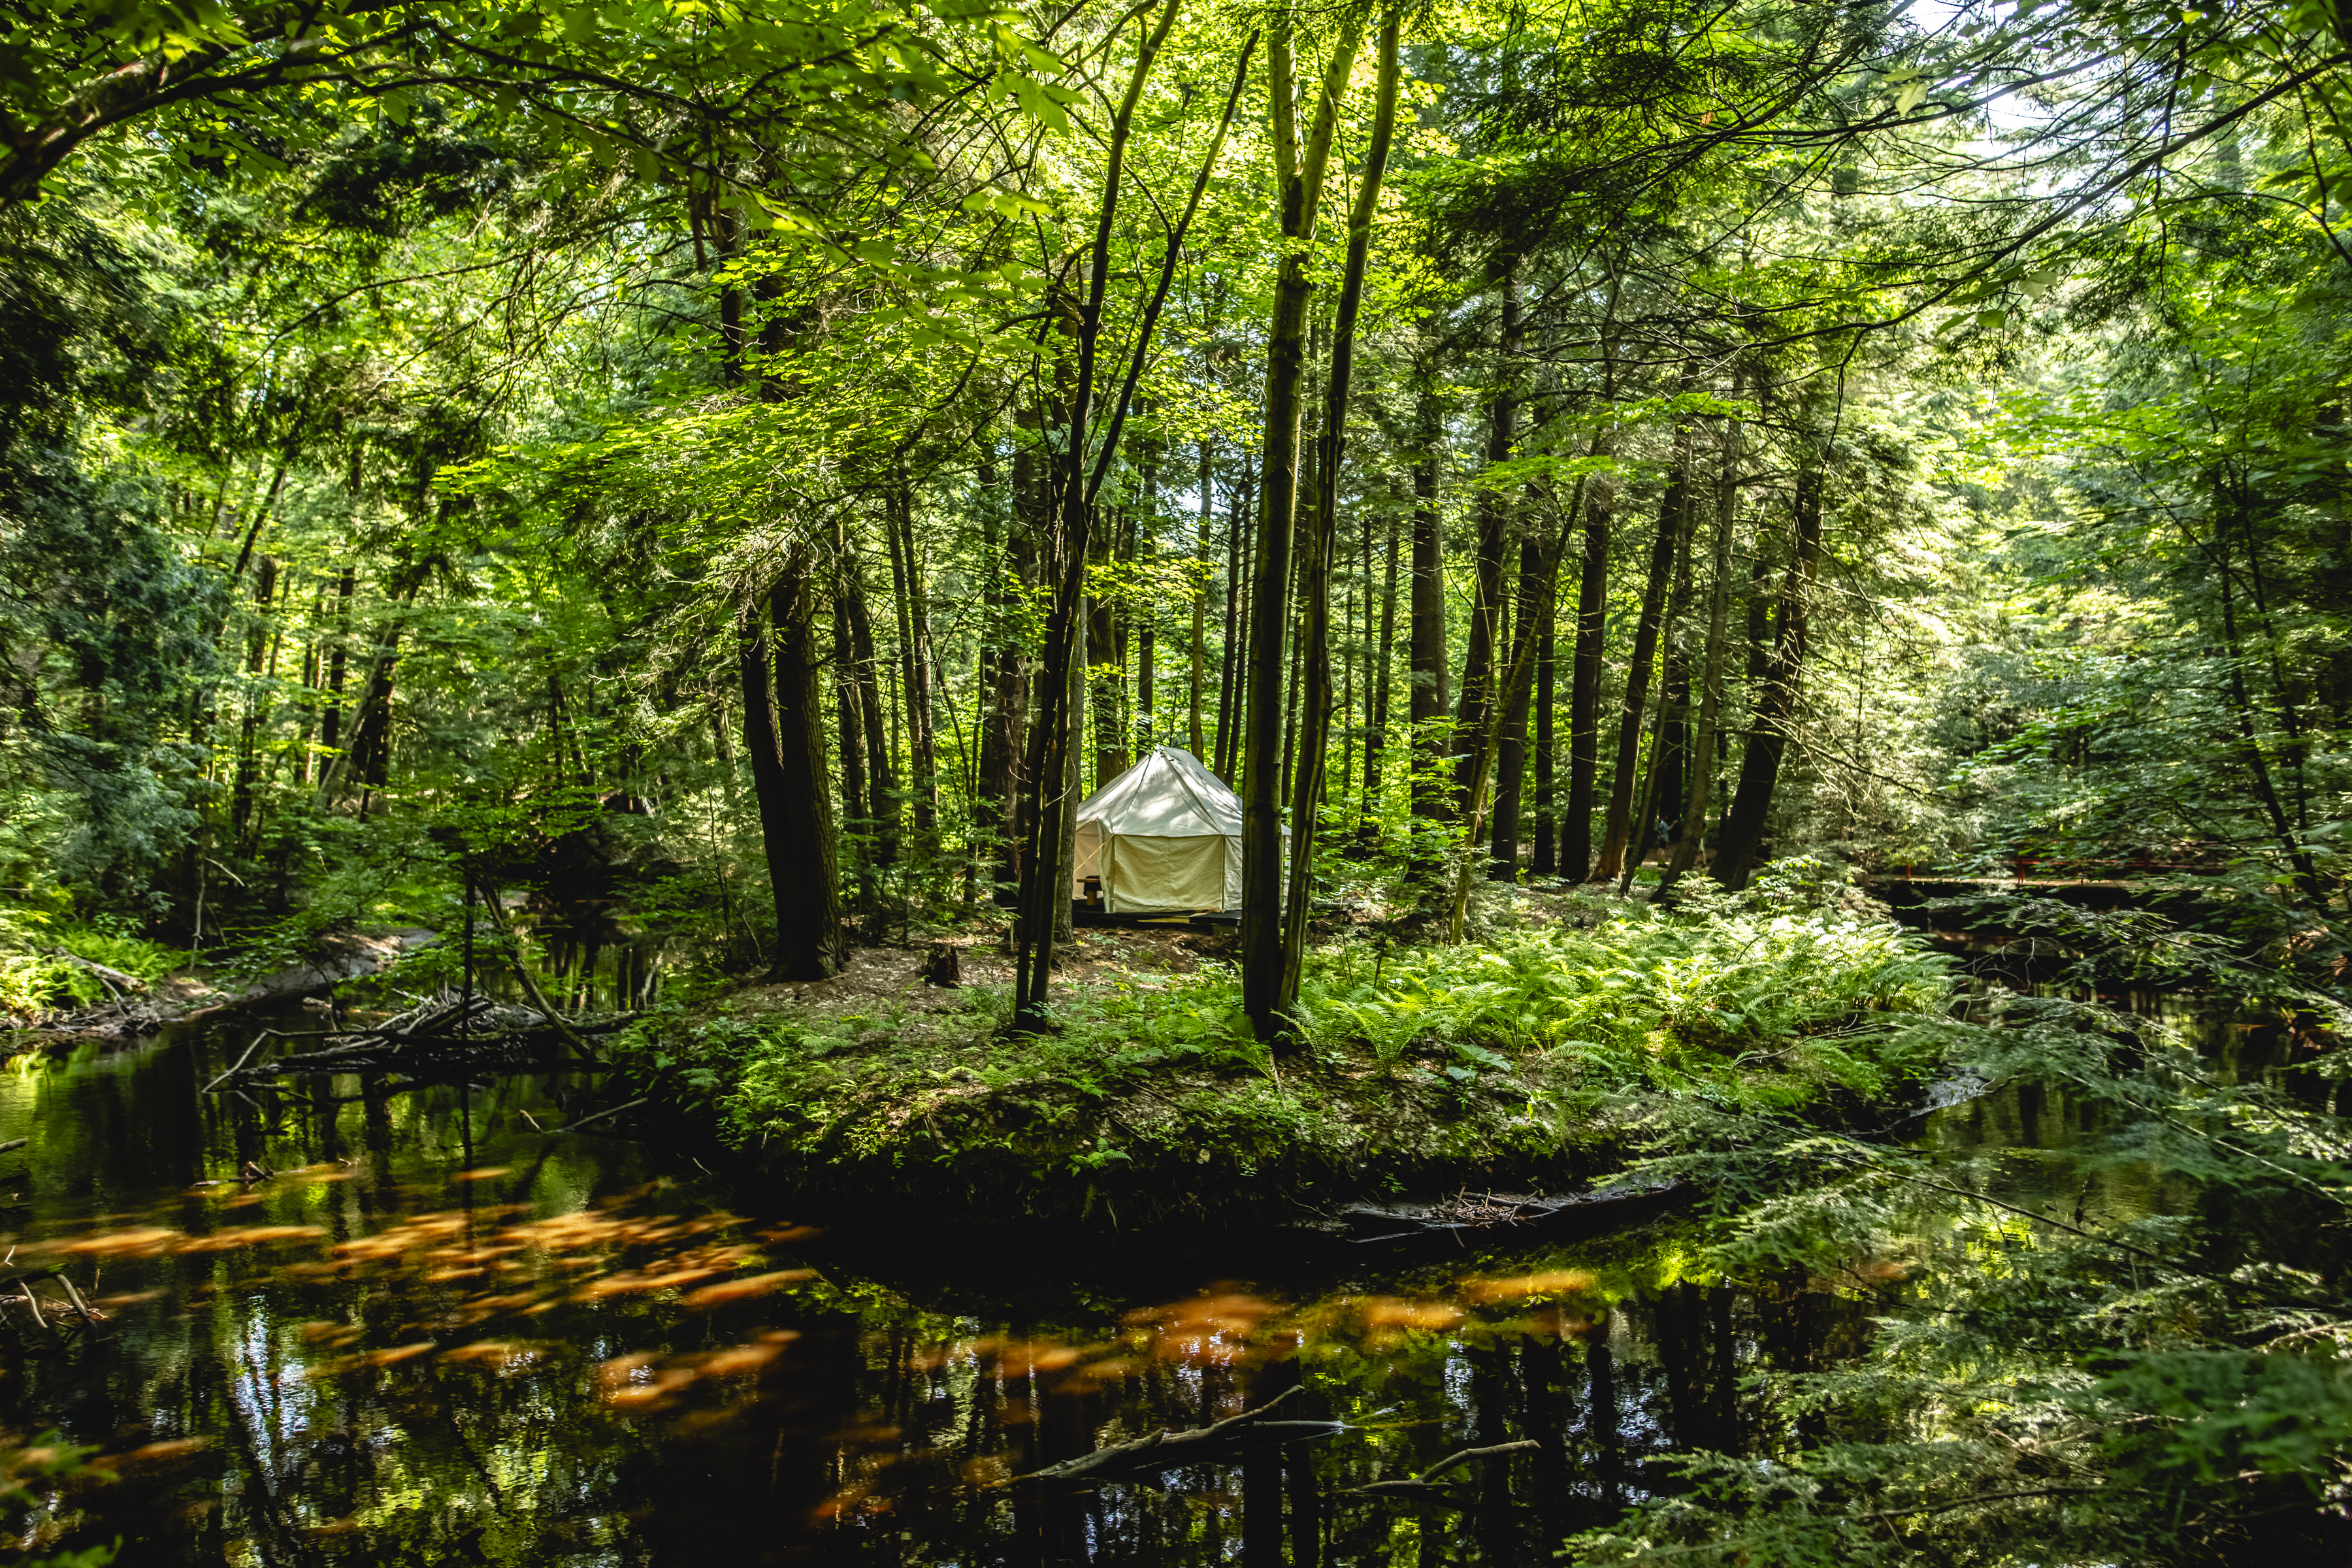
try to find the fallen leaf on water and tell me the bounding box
[698,1342,787,1377]
[1360,1297,1467,1331]
[172,1225,327,1254]
[106,1438,209,1468]
[680,1270,813,1309]
[56,1228,179,1258]
[1460,1269,1597,1304]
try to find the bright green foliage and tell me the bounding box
[608,866,1963,1220]
[1297,904,1948,1102]
[1569,941,2352,1565]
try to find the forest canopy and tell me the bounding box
[9,0,2349,1015]
[10,0,2352,1561]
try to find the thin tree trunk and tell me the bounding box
[1563,474,1612,881]
[1453,272,1520,823]
[1191,438,1212,757]
[1215,451,1248,780]
[1488,531,1544,880]
[1088,516,1122,789]
[1364,501,1399,839]
[1595,427,1692,880]
[838,546,898,873]
[230,554,278,843]
[1620,466,1697,895]
[1260,5,1388,1031]
[1241,6,1366,1037]
[319,565,354,760]
[1530,554,1558,875]
[1408,363,1448,830]
[2202,483,2325,900]
[1712,462,1824,890]
[885,475,939,854]
[832,583,877,921]
[1014,0,1184,1026]
[1658,404,1740,898]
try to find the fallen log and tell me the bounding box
[1333,1439,1541,1501]
[1005,1386,1346,1489]
[38,948,147,998]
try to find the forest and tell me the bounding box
[3,0,2352,1560]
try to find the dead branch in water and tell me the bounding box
[1004,1385,1347,1489]
[203,990,629,1095]
[1333,1438,1542,1501]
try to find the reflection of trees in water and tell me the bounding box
[0,1015,1895,1565]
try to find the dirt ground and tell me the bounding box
[717,921,1235,1024]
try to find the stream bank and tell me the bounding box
[607,894,1959,1232]
[4,927,440,1051]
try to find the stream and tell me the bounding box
[0,993,2252,1567]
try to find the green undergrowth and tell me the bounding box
[0,902,191,1021]
[613,868,1963,1226]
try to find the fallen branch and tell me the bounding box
[203,990,624,1093]
[1006,1385,1347,1489]
[468,893,596,1059]
[1334,1439,1542,1500]
[549,1097,648,1135]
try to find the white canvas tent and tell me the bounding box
[1072,747,1244,914]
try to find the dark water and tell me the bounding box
[0,998,2189,1567]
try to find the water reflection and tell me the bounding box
[0,1013,2070,1565]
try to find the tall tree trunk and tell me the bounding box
[1620,459,1698,894]
[1241,6,1367,1037]
[1488,531,1544,880]
[1453,270,1520,823]
[1267,6,1393,1025]
[1408,365,1448,829]
[323,562,428,805]
[1658,406,1742,896]
[1713,461,1824,890]
[885,476,939,855]
[839,547,898,873]
[742,563,848,980]
[2204,480,2327,901]
[1191,438,1212,757]
[979,443,1035,904]
[318,564,354,759]
[1563,476,1613,881]
[1363,501,1398,838]
[1014,0,1184,1027]
[1215,451,1249,780]
[231,554,278,845]
[1530,557,1559,875]
[1088,516,1122,789]
[1595,431,1692,880]
[1137,507,1156,756]
[832,586,878,919]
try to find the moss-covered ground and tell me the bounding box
[612,874,1961,1229]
